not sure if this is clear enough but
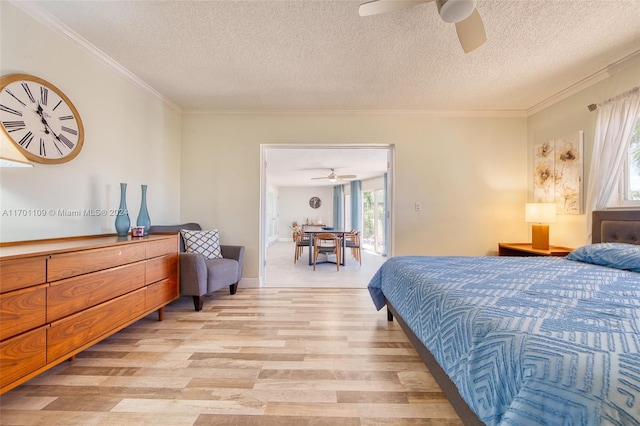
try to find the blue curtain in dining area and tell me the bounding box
[333,185,344,229]
[350,180,362,232]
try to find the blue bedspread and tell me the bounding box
[368,256,640,425]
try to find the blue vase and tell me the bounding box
[114,183,130,237]
[136,184,151,236]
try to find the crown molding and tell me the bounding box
[183,108,528,118]
[526,49,640,116]
[11,1,183,113]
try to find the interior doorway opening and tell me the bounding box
[260,144,394,287]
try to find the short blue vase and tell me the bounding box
[114,183,130,237]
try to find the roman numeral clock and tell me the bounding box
[0,74,84,164]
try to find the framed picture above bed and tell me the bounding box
[533,130,584,214]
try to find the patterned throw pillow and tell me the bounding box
[180,229,223,259]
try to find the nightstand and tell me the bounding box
[498,243,573,257]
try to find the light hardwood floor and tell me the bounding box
[0,288,463,425]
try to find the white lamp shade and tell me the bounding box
[525,203,556,224]
[437,0,477,23]
[0,133,32,167]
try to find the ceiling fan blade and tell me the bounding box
[337,175,358,179]
[311,176,329,180]
[455,8,486,53]
[359,0,433,17]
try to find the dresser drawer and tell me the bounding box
[47,261,146,322]
[0,284,47,341]
[146,254,177,285]
[0,327,47,390]
[0,256,47,293]
[47,288,146,362]
[48,243,146,281]
[146,236,178,259]
[146,276,178,311]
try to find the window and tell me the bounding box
[362,188,386,254]
[626,116,640,201]
[621,114,640,204]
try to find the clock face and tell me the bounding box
[309,196,321,209]
[0,74,84,164]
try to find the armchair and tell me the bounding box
[149,223,244,311]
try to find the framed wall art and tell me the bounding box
[533,130,584,214]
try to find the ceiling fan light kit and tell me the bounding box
[436,0,477,23]
[311,168,357,183]
[358,0,486,53]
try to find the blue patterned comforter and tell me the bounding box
[368,256,640,425]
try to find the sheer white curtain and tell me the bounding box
[585,88,640,243]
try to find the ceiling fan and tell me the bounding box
[311,168,357,183]
[359,0,487,53]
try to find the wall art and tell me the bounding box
[533,130,583,214]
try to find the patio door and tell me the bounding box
[362,187,386,254]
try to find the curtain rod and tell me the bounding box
[588,86,640,112]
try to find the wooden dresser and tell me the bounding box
[0,234,179,394]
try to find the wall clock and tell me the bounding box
[309,196,321,209]
[0,74,84,164]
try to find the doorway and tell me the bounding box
[259,144,394,287]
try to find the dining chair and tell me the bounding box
[312,232,342,271]
[345,230,361,264]
[294,229,310,263]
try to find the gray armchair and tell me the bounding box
[149,223,244,311]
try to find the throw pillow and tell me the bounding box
[180,229,223,259]
[566,242,640,272]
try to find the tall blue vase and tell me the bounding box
[136,184,151,236]
[114,183,130,237]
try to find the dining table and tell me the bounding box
[303,228,349,266]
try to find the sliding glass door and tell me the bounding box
[362,188,385,254]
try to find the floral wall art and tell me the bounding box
[533,131,583,214]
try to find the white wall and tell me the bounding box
[0,3,182,242]
[527,61,640,248]
[276,186,334,240]
[181,114,528,279]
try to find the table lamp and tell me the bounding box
[525,203,556,250]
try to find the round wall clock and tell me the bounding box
[309,196,321,209]
[0,74,84,164]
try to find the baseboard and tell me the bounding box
[239,277,260,288]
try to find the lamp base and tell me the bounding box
[531,224,550,250]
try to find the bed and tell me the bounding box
[368,210,640,425]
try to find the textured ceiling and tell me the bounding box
[24,0,640,113]
[13,0,640,187]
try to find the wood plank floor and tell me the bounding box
[0,289,463,425]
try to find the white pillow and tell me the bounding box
[180,229,222,259]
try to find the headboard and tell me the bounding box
[592,210,640,245]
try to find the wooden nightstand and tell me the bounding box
[498,243,573,257]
